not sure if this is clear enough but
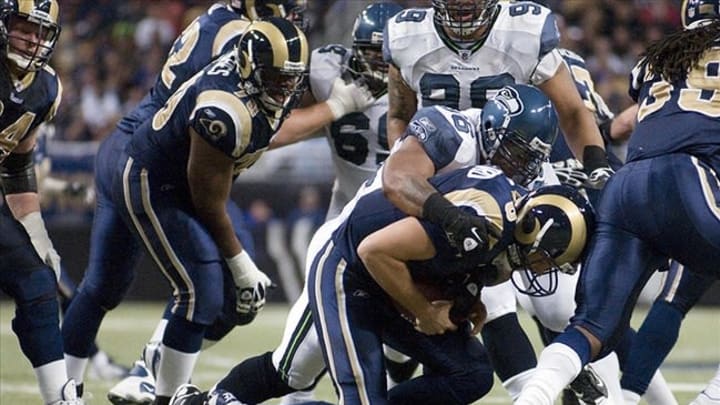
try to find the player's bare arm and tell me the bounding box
[268,91,323,149]
[187,128,242,257]
[610,103,638,142]
[387,64,417,147]
[538,63,605,161]
[381,137,437,217]
[358,217,456,336]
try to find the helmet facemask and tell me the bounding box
[432,0,498,39]
[349,44,387,97]
[247,62,307,129]
[484,126,550,187]
[2,9,60,72]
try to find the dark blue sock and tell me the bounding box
[620,301,682,394]
[480,313,537,381]
[555,327,592,365]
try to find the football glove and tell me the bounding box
[325,76,376,120]
[226,251,272,315]
[585,166,614,189]
[551,159,589,189]
[19,211,61,281]
[423,193,501,257]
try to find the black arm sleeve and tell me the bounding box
[0,151,38,194]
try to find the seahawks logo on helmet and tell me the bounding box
[492,87,524,117]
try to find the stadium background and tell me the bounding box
[0,1,719,404]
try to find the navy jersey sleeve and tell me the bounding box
[189,90,253,159]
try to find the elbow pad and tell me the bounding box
[1,151,37,194]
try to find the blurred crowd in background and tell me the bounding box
[53,0,681,142]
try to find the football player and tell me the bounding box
[382,1,614,397]
[0,0,81,404]
[303,167,594,405]
[60,1,311,403]
[515,1,720,403]
[107,18,307,405]
[167,83,563,405]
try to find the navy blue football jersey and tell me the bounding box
[117,4,248,134]
[333,165,523,292]
[627,47,720,166]
[126,53,273,182]
[0,66,61,164]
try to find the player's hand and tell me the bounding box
[19,212,61,281]
[414,300,457,336]
[226,251,273,314]
[585,166,614,189]
[325,76,376,120]
[552,159,589,189]
[467,301,487,335]
[423,193,501,259]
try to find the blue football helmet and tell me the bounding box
[510,185,595,296]
[480,84,559,187]
[350,2,403,96]
[682,0,720,29]
[236,17,309,129]
[0,0,61,72]
[432,0,498,39]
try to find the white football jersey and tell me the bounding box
[384,2,564,110]
[309,44,390,217]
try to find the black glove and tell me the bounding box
[582,145,614,189]
[423,192,500,256]
[448,271,483,324]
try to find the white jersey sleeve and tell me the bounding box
[384,3,561,110]
[309,44,351,102]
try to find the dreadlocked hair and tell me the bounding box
[642,20,720,83]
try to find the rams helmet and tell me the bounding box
[236,17,309,129]
[230,0,308,30]
[681,0,720,29]
[510,185,595,296]
[0,0,60,72]
[480,84,559,187]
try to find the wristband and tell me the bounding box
[582,145,609,174]
[225,250,258,284]
[422,192,455,225]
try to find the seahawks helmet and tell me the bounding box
[0,0,60,72]
[432,0,498,39]
[349,2,403,97]
[230,0,308,30]
[480,84,559,187]
[682,0,720,29]
[510,185,595,296]
[236,17,309,129]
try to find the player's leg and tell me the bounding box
[115,159,229,405]
[620,261,712,404]
[480,280,537,400]
[0,214,80,404]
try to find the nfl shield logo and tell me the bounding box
[459,49,471,61]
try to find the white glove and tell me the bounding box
[552,159,589,189]
[18,211,61,281]
[225,251,272,314]
[585,166,615,189]
[325,76,376,120]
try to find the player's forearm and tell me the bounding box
[269,103,333,150]
[610,104,638,142]
[383,173,436,218]
[5,192,41,220]
[387,65,416,146]
[193,201,242,257]
[387,117,408,148]
[561,106,605,162]
[359,243,431,319]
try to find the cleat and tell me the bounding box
[205,387,245,405]
[169,384,205,405]
[568,365,609,405]
[87,350,131,381]
[49,379,84,404]
[691,391,720,405]
[561,387,581,405]
[107,361,155,405]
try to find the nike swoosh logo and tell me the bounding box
[139,382,155,394]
